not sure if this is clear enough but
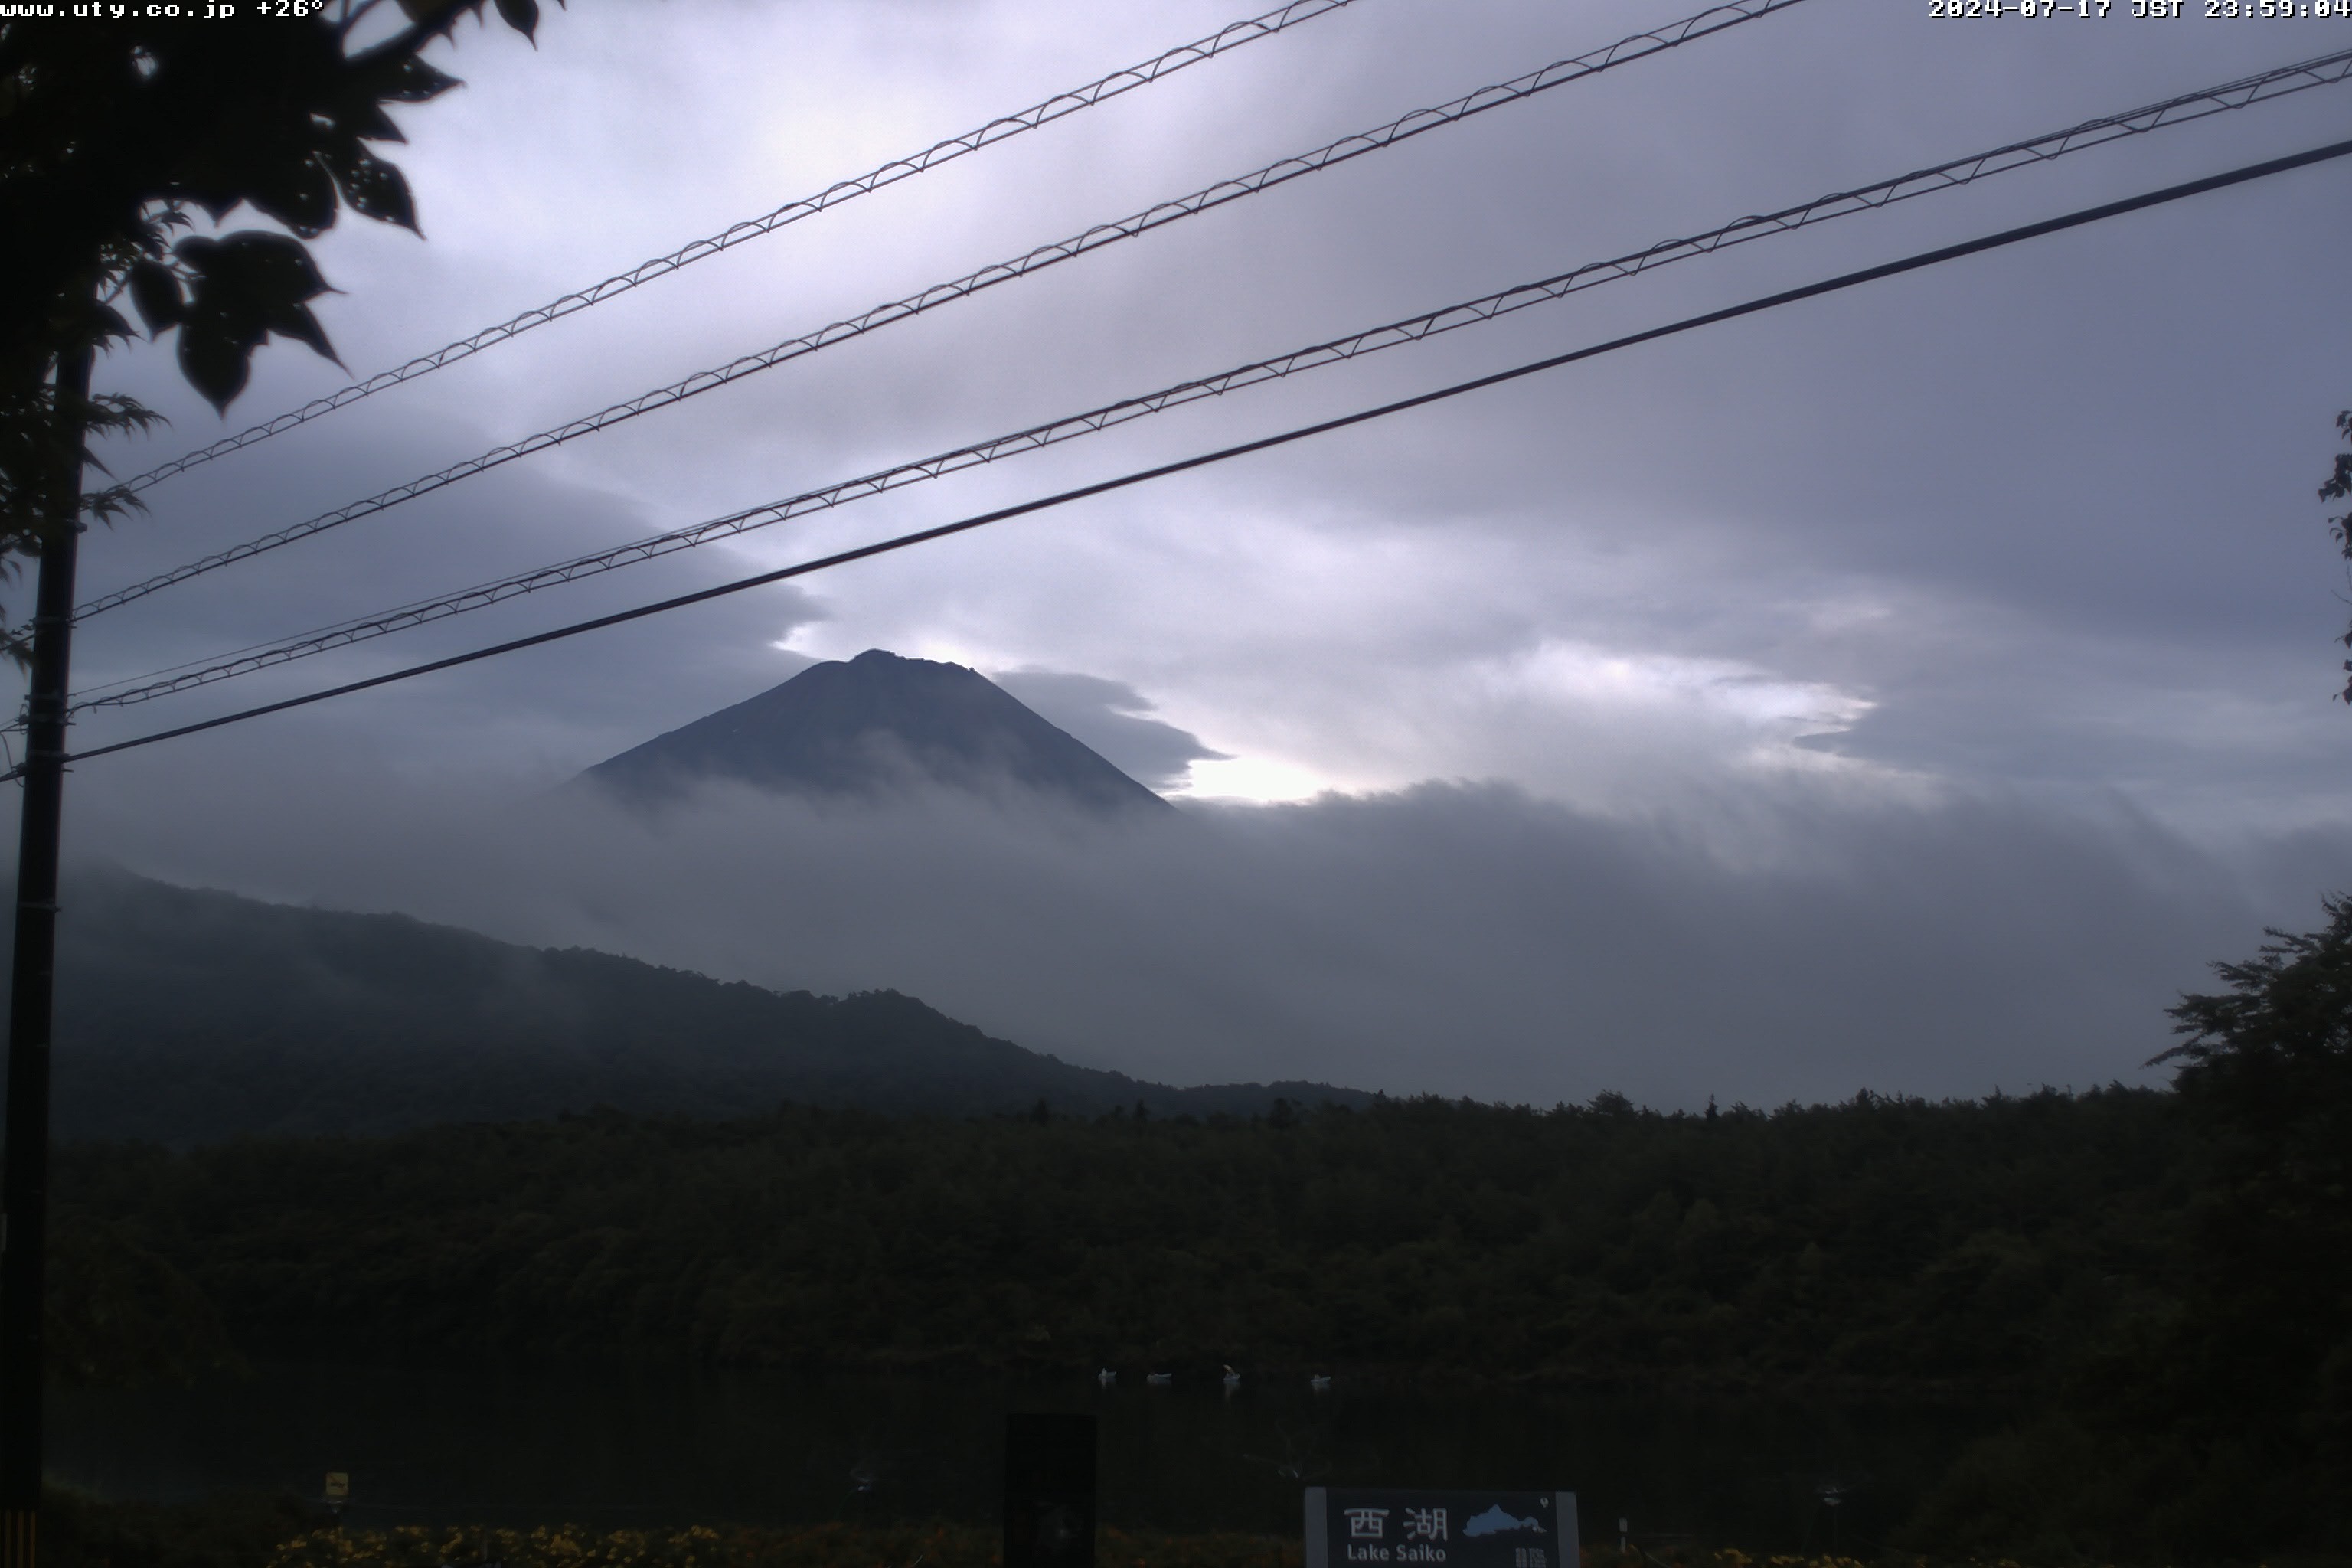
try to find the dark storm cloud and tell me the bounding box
[64,399,838,772]
[67,0,2352,824]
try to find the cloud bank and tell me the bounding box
[60,741,2352,1112]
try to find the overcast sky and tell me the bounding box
[27,0,2352,1107]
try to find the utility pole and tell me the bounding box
[0,343,92,1568]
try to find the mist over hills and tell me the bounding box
[576,649,1174,815]
[57,636,2304,1110]
[5,655,1355,1145]
[18,868,1368,1145]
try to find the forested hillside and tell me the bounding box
[51,1069,2350,1560]
[24,870,1364,1141]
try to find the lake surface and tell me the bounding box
[51,1360,1995,1550]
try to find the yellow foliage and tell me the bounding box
[263,1521,1300,1568]
[264,1530,2135,1568]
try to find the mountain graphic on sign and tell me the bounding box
[1462,1507,1543,1538]
[575,648,1173,815]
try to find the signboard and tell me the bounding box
[323,1472,349,1502]
[1305,1489,1578,1568]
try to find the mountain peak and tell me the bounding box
[577,650,1172,813]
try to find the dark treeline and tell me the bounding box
[48,898,2352,1562]
[58,1089,2180,1392]
[54,1084,2347,1562]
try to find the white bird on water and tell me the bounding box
[1097,1369,1116,1387]
[1222,1364,1241,1390]
[1309,1374,1332,1392]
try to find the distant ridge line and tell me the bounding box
[24,868,1376,1147]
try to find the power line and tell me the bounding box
[73,0,1804,623]
[28,134,2352,784]
[109,0,1367,498]
[67,44,2352,714]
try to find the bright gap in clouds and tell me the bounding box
[1173,754,1343,804]
[1167,642,1890,805]
[1472,639,1881,770]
